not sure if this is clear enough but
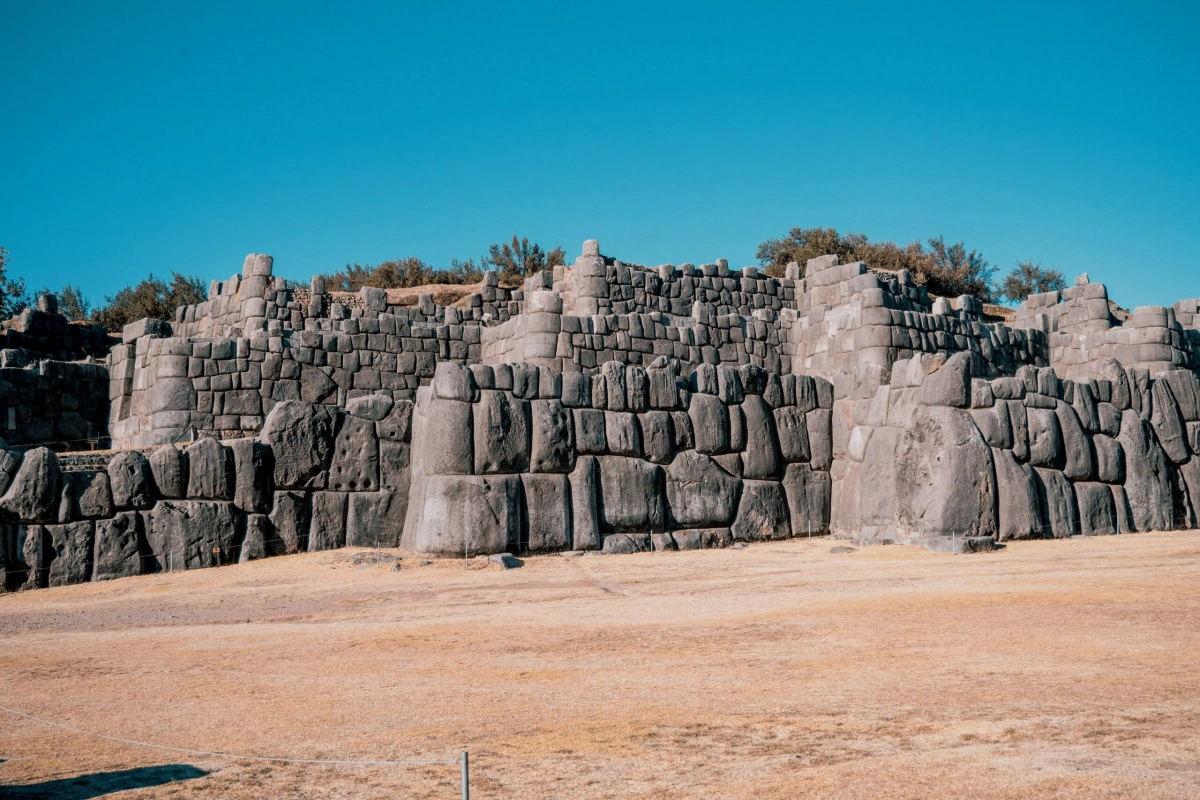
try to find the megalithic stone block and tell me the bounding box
[108,450,155,510]
[1117,409,1173,531]
[569,455,600,551]
[731,480,790,541]
[664,451,740,529]
[92,511,143,581]
[993,448,1040,541]
[1033,467,1077,538]
[260,401,337,490]
[149,446,189,499]
[782,462,831,536]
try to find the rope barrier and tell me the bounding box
[0,705,460,767]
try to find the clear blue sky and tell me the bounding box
[2,1,1198,309]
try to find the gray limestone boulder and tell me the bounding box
[738,364,769,395]
[1033,468,1077,538]
[230,438,273,513]
[1190,421,1200,456]
[728,405,746,452]
[92,511,144,581]
[376,399,414,443]
[664,451,740,529]
[185,438,234,500]
[270,491,309,554]
[238,514,272,561]
[626,366,649,412]
[379,439,411,492]
[562,372,592,408]
[574,408,608,455]
[602,533,651,554]
[794,375,819,413]
[970,378,995,408]
[1097,402,1122,437]
[774,406,811,463]
[741,395,783,479]
[1129,367,1152,419]
[149,446,188,499]
[1076,482,1118,535]
[308,491,347,551]
[1055,401,1095,481]
[689,393,730,455]
[404,474,520,556]
[717,365,744,404]
[149,500,242,572]
[421,397,473,475]
[1163,370,1200,422]
[896,405,997,539]
[530,399,574,473]
[347,393,394,421]
[598,456,665,532]
[569,456,600,550]
[1096,358,1132,410]
[782,463,831,536]
[44,520,94,586]
[640,410,675,465]
[671,528,733,550]
[20,524,48,588]
[300,365,337,404]
[690,363,718,395]
[993,448,1040,541]
[1150,379,1190,464]
[474,391,531,473]
[919,352,971,408]
[434,361,476,402]
[806,409,833,471]
[970,402,1012,449]
[1007,400,1030,461]
[329,413,379,491]
[346,491,405,547]
[1111,485,1135,534]
[512,362,540,401]
[601,361,626,410]
[1071,382,1101,433]
[731,480,790,541]
[1093,434,1125,484]
[107,450,154,510]
[605,411,643,458]
[522,473,570,552]
[648,367,677,409]
[0,448,21,498]
[671,410,694,451]
[260,401,337,489]
[991,377,1025,400]
[1027,407,1063,468]
[1117,409,1173,531]
[72,471,113,519]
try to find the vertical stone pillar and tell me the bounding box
[573,239,608,317]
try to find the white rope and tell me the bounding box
[0,705,459,766]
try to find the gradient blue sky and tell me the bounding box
[2,2,1197,308]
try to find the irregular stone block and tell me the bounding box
[379,440,410,494]
[970,402,1012,449]
[434,361,475,401]
[782,463,831,536]
[44,520,94,586]
[107,450,154,511]
[512,362,540,401]
[1076,482,1118,535]
[185,438,234,500]
[737,364,768,395]
[970,378,994,408]
[376,399,414,442]
[671,411,694,451]
[648,367,677,409]
[300,365,337,404]
[626,366,649,412]
[994,448,1040,541]
[270,491,309,554]
[569,456,600,550]
[1096,357,1131,410]
[1189,421,1200,456]
[774,406,811,462]
[1150,378,1190,464]
[1072,382,1100,433]
[806,409,833,471]
[346,491,404,547]
[602,533,651,554]
[405,474,520,556]
[601,361,626,410]
[1007,400,1030,462]
[308,491,347,551]
[72,471,113,519]
[523,473,570,552]
[474,390,531,474]
[421,397,473,475]
[605,411,643,458]
[717,365,744,404]
[1033,468,1078,538]
[690,363,718,395]
[919,351,971,408]
[671,528,732,550]
[562,372,592,408]
[149,500,242,572]
[230,438,273,513]
[1163,370,1200,422]
[347,394,394,421]
[664,451,739,529]
[1118,409,1174,531]
[1097,402,1122,437]
[598,456,666,532]
[741,395,783,479]
[689,393,730,455]
[728,404,746,452]
[651,532,676,552]
[329,414,379,491]
[1027,407,1063,468]
[731,480,790,541]
[1111,485,1135,534]
[1056,401,1095,481]
[573,408,607,455]
[149,446,188,499]
[238,513,272,562]
[260,401,337,489]
[1094,434,1125,484]
[991,377,1025,400]
[640,410,675,464]
[93,511,143,580]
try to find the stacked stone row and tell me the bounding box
[0,393,415,590]
[1,302,112,363]
[404,360,835,557]
[0,361,109,448]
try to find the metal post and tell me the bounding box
[461,750,469,800]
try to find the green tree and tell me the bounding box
[918,236,996,302]
[999,260,1066,303]
[92,272,207,332]
[484,235,566,284]
[321,256,485,292]
[0,245,31,320]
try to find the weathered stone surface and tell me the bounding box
[530,399,574,473]
[238,513,272,562]
[1111,485,1135,534]
[379,440,410,494]
[573,408,607,455]
[421,397,473,475]
[1055,401,1095,481]
[1163,370,1200,422]
[1071,382,1100,433]
[671,528,732,550]
[1150,378,1190,464]
[522,473,570,552]
[376,399,414,442]
[569,455,600,550]
[993,448,1040,541]
[1097,402,1122,437]
[185,438,234,500]
[601,361,626,410]
[1007,400,1030,461]
[794,376,819,413]
[1033,468,1078,538]
[806,409,833,471]
[741,395,783,479]
[1076,482,1118,535]
[782,463,831,536]
[433,361,475,401]
[664,451,740,529]
[260,401,337,489]
[847,426,872,463]
[990,377,1025,400]
[347,393,394,421]
[269,491,309,554]
[346,491,405,547]
[970,402,1012,449]
[329,414,379,491]
[605,411,643,458]
[149,500,241,572]
[671,411,694,451]
[919,352,971,408]
[107,450,154,510]
[688,393,730,455]
[44,520,94,586]
[562,372,591,408]
[598,456,665,532]
[1189,421,1200,456]
[72,471,113,519]
[640,410,674,464]
[728,405,746,452]
[648,367,676,409]
[774,406,810,462]
[1117,409,1173,531]
[513,362,540,401]
[229,438,273,512]
[149,446,188,499]
[602,533,651,554]
[1094,434,1125,484]
[308,491,347,551]
[1096,357,1132,410]
[651,532,676,552]
[731,480,790,541]
[896,406,997,539]
[1027,407,1063,468]
[405,474,520,556]
[93,511,143,580]
[300,364,337,404]
[473,391,530,474]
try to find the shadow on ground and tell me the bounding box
[1,764,208,799]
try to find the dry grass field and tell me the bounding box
[1,532,1199,799]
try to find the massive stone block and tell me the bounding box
[72,471,113,519]
[569,455,601,550]
[1093,434,1125,484]
[149,446,188,499]
[598,456,666,532]
[376,399,414,443]
[688,394,730,455]
[230,438,273,513]
[107,450,154,510]
[664,451,739,529]
[1033,468,1077,538]
[149,501,242,572]
[1117,409,1173,531]
[346,491,405,547]
[1055,401,1095,481]
[260,401,337,490]
[573,408,607,456]
[328,414,379,492]
[1076,482,1118,535]
[1150,379,1190,464]
[970,402,1012,450]
[1163,370,1200,422]
[1096,358,1132,410]
[523,473,570,552]
[44,520,94,586]
[474,390,531,474]
[185,438,234,500]
[404,474,520,556]
[806,409,833,471]
[1027,407,1063,468]
[731,480,790,541]
[1007,400,1030,462]
[640,410,675,465]
[93,511,143,581]
[270,491,309,554]
[605,411,643,458]
[238,514,272,562]
[993,448,1040,541]
[420,397,473,475]
[774,406,811,462]
[919,352,971,408]
[530,400,574,473]
[782,463,831,536]
[308,491,348,551]
[741,395,783,479]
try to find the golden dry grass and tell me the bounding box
[1,532,1199,798]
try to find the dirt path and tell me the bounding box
[1,533,1199,798]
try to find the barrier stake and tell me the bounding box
[461,750,469,800]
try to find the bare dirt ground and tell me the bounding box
[1,532,1199,799]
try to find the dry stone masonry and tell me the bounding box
[1,240,1199,590]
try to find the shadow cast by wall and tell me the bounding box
[2,764,208,799]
